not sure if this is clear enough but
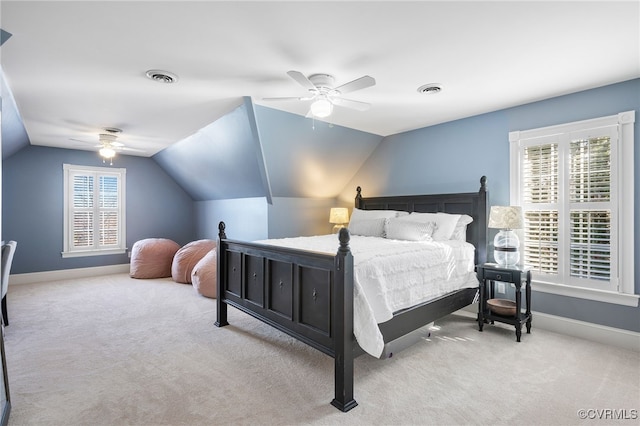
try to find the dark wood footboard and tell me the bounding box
[215,223,358,411]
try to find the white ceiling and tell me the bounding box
[1,1,638,157]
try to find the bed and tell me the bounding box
[215,176,489,412]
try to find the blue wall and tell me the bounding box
[268,197,338,238]
[194,196,339,242]
[344,79,640,332]
[255,105,383,198]
[2,146,196,274]
[195,197,268,242]
[340,111,508,202]
[153,99,270,201]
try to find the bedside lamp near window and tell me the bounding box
[329,208,349,233]
[488,206,524,266]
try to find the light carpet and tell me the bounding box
[3,273,639,425]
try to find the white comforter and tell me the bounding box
[256,234,478,358]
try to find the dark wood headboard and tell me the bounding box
[354,176,489,266]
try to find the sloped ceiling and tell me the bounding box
[152,97,383,202]
[254,105,383,198]
[153,98,268,202]
[1,69,29,159]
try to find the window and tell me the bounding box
[509,111,636,306]
[63,164,126,257]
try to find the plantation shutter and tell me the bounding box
[515,124,618,292]
[567,130,616,286]
[511,111,635,300]
[99,175,120,247]
[71,173,95,249]
[521,140,559,276]
[63,164,126,256]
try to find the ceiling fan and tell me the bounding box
[71,127,144,164]
[263,70,376,118]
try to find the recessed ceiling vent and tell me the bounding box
[417,83,442,94]
[103,127,122,135]
[145,69,178,84]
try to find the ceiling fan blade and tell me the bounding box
[287,70,317,91]
[69,137,94,144]
[262,95,316,102]
[333,75,376,94]
[332,97,371,111]
[263,96,308,102]
[119,146,145,153]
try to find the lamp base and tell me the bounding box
[494,229,520,266]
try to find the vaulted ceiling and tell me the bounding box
[1,1,638,159]
[152,97,383,201]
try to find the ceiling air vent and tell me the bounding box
[145,69,178,84]
[417,83,442,94]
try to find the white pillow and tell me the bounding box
[348,218,387,237]
[348,208,408,237]
[385,217,436,241]
[450,214,474,241]
[403,212,461,241]
[350,208,407,222]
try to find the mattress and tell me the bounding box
[256,234,478,358]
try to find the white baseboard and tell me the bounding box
[9,264,130,285]
[456,305,639,352]
[532,311,640,352]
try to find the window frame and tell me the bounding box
[509,111,637,307]
[62,164,127,258]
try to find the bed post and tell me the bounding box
[214,221,229,328]
[331,228,358,412]
[477,176,489,266]
[355,186,363,209]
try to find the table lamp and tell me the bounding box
[488,206,524,266]
[329,208,349,233]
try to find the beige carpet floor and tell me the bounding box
[3,273,639,425]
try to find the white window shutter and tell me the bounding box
[63,164,126,257]
[511,118,624,293]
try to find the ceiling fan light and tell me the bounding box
[310,98,333,118]
[99,147,116,159]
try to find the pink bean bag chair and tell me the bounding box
[191,249,217,298]
[171,239,216,284]
[130,238,180,279]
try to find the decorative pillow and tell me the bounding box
[348,208,408,237]
[350,208,407,222]
[171,239,217,284]
[385,217,437,241]
[129,238,180,279]
[348,218,387,237]
[450,214,474,241]
[403,212,462,241]
[191,249,217,298]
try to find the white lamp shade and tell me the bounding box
[99,147,116,159]
[310,98,333,118]
[329,207,349,224]
[488,206,524,230]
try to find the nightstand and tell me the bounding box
[477,263,532,342]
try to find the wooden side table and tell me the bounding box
[477,263,532,342]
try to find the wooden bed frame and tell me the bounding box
[215,176,488,412]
